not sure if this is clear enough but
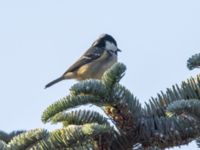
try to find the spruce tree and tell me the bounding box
[1,53,200,149]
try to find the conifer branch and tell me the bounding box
[3,57,200,149]
[70,80,108,98]
[33,123,113,149]
[187,53,200,70]
[0,130,25,144]
[167,99,200,120]
[111,84,141,117]
[144,75,200,117]
[0,141,7,150]
[42,95,100,123]
[7,129,48,150]
[51,110,110,126]
[102,63,126,89]
[137,115,200,149]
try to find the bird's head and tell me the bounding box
[92,34,121,54]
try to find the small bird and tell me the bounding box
[45,34,121,88]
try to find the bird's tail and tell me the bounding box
[45,77,64,89]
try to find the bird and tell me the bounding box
[45,34,121,89]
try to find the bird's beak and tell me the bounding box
[117,48,122,52]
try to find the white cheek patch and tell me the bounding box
[105,41,118,51]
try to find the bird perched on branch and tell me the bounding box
[45,34,121,89]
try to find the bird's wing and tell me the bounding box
[63,47,104,75]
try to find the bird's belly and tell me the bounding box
[77,55,117,80]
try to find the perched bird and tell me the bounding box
[45,34,121,88]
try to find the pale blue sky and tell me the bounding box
[0,0,200,149]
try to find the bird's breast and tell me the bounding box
[77,51,117,80]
